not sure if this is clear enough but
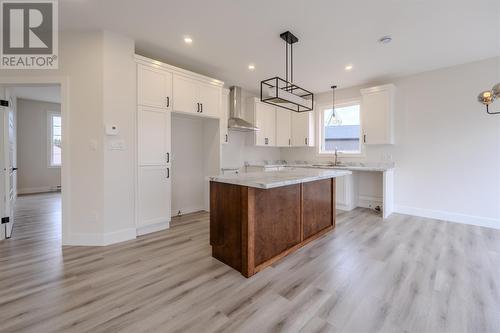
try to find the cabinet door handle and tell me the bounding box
[166,152,170,163]
[225,134,228,143]
[265,138,269,145]
[166,96,170,108]
[197,103,200,112]
[166,167,170,179]
[200,103,203,113]
[289,138,291,146]
[363,134,367,143]
[305,138,308,145]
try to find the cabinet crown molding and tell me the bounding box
[135,54,224,87]
[360,83,396,95]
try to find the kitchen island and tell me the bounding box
[209,169,351,277]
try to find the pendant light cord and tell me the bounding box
[326,85,337,125]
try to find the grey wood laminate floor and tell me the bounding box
[1,192,500,332]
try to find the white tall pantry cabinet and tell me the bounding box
[135,55,224,235]
[136,64,172,235]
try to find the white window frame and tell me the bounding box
[316,98,364,157]
[47,111,62,168]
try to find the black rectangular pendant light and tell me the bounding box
[260,31,314,112]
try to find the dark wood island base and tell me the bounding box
[210,178,336,277]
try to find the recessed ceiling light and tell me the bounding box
[248,64,255,71]
[345,64,353,71]
[378,35,392,44]
[184,36,193,44]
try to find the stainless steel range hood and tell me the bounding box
[228,86,259,132]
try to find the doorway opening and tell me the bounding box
[0,84,62,242]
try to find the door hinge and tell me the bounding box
[1,217,9,224]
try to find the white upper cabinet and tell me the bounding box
[173,74,221,118]
[220,89,230,144]
[173,75,199,114]
[199,83,221,117]
[248,98,276,146]
[138,64,172,109]
[291,111,315,147]
[276,107,292,147]
[360,84,395,145]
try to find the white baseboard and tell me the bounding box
[136,221,170,236]
[103,228,137,245]
[64,228,136,246]
[172,206,206,217]
[336,203,356,211]
[18,186,60,195]
[395,205,500,230]
[357,195,383,210]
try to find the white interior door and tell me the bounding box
[1,104,15,239]
[137,105,171,229]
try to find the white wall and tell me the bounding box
[16,98,61,194]
[0,31,137,245]
[282,57,500,228]
[102,31,136,239]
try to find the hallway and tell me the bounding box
[10,193,61,243]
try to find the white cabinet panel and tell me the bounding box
[136,85,171,230]
[173,74,199,114]
[138,64,171,109]
[254,102,276,146]
[199,83,221,117]
[138,106,170,166]
[137,166,171,227]
[220,89,229,144]
[291,111,314,147]
[276,108,292,147]
[335,173,358,211]
[361,84,395,145]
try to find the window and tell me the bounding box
[319,102,361,154]
[48,112,62,167]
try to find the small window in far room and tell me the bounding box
[319,103,361,154]
[48,113,62,167]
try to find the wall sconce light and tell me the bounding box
[478,83,500,114]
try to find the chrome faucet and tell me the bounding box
[334,147,339,166]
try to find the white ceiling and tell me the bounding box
[60,0,500,94]
[9,85,61,104]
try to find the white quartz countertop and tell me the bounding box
[245,162,395,172]
[295,162,395,172]
[209,169,352,189]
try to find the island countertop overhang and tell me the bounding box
[208,169,352,189]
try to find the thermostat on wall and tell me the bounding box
[105,125,119,136]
